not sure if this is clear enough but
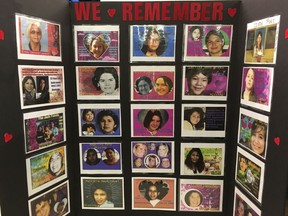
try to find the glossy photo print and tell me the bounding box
[132,177,176,211]
[131,104,174,137]
[28,181,70,216]
[131,65,175,101]
[179,179,223,212]
[244,15,280,64]
[15,13,61,61]
[81,177,124,210]
[233,187,261,216]
[26,146,67,196]
[23,107,66,154]
[182,65,229,101]
[235,147,265,203]
[18,65,65,109]
[183,24,233,62]
[78,103,121,137]
[240,67,274,112]
[131,141,174,173]
[74,25,119,62]
[238,108,269,159]
[80,143,122,174]
[181,104,226,137]
[76,66,120,100]
[180,143,225,176]
[130,25,176,62]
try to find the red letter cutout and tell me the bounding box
[122,3,133,21]
[74,2,90,21]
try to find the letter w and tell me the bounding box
[74,2,90,21]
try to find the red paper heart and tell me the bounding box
[274,137,280,146]
[285,29,288,39]
[4,133,13,143]
[107,9,116,18]
[228,8,237,17]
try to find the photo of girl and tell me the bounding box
[130,25,176,62]
[131,66,175,101]
[183,66,229,101]
[241,67,274,112]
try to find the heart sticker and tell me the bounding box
[107,9,116,18]
[285,29,288,39]
[138,180,169,207]
[274,137,280,146]
[4,133,13,143]
[228,8,237,17]
[83,33,111,59]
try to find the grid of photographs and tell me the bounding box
[15,13,69,216]
[233,14,280,214]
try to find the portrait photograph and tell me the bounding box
[131,104,174,137]
[131,65,175,101]
[131,141,174,173]
[181,104,226,137]
[182,65,229,101]
[26,146,67,196]
[238,108,269,159]
[74,25,119,62]
[233,187,261,216]
[130,25,176,62]
[23,107,66,154]
[183,24,233,62]
[132,177,176,211]
[179,179,223,212]
[28,181,70,216]
[80,143,122,174]
[240,67,274,112]
[15,13,61,61]
[18,65,65,109]
[244,15,280,64]
[76,66,120,100]
[235,147,265,203]
[180,143,225,176]
[78,103,121,137]
[81,177,124,210]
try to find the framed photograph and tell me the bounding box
[80,143,122,174]
[81,177,124,210]
[131,141,174,173]
[233,187,261,216]
[181,104,226,137]
[180,143,225,176]
[18,65,65,109]
[131,104,174,137]
[240,67,274,112]
[130,25,176,62]
[244,15,280,64]
[179,179,223,212]
[182,65,229,101]
[26,146,67,196]
[23,107,66,154]
[132,177,176,211]
[15,13,61,61]
[76,66,120,100]
[78,104,121,137]
[131,66,175,101]
[235,146,265,203]
[28,181,70,216]
[74,25,119,62]
[183,24,233,62]
[238,108,268,159]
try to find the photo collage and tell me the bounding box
[233,14,280,216]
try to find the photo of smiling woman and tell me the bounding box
[96,110,119,135]
[183,107,205,131]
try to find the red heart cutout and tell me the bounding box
[4,133,13,143]
[274,137,280,146]
[285,29,288,39]
[228,8,237,17]
[107,9,116,18]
